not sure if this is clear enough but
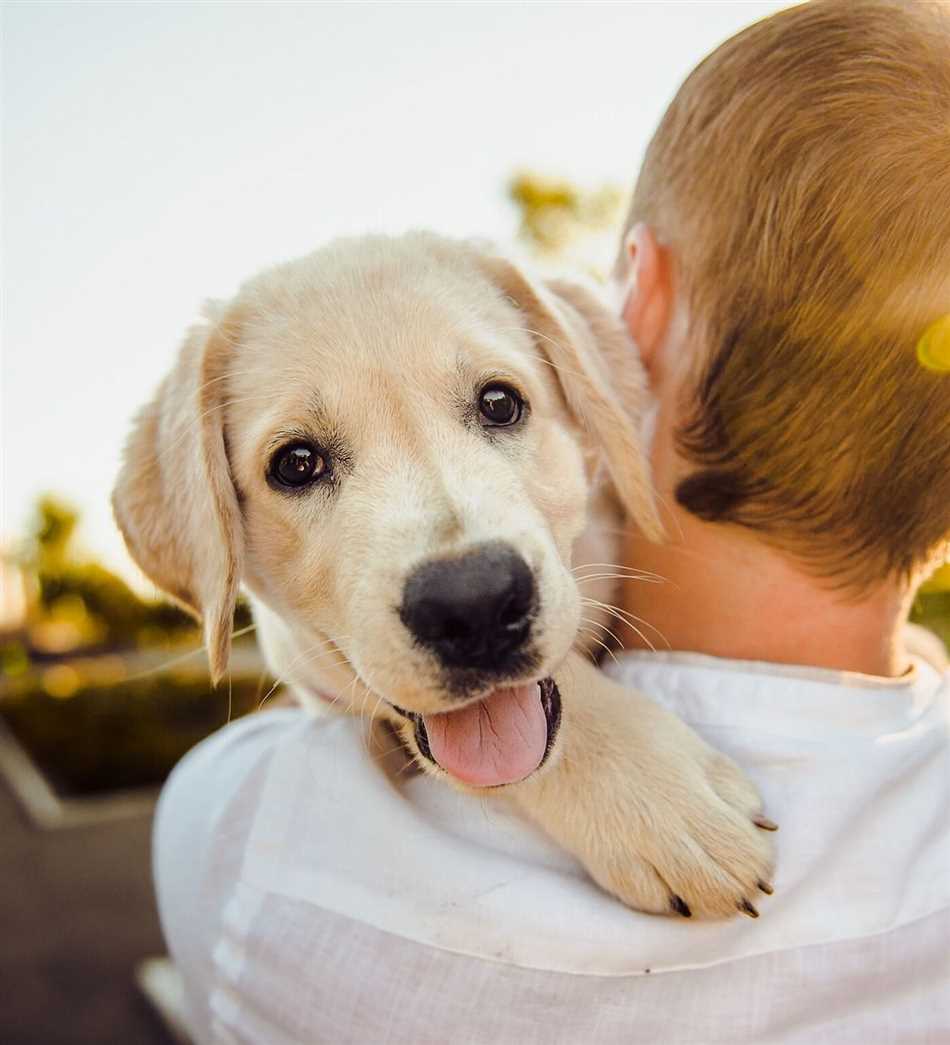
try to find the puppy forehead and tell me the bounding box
[222,246,537,453]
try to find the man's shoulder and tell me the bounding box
[159,707,313,811]
[155,659,949,982]
[604,647,950,730]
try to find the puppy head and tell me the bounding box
[113,234,660,784]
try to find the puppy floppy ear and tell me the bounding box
[480,255,664,541]
[112,305,244,683]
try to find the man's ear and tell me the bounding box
[617,223,671,376]
[480,253,664,541]
[112,304,245,683]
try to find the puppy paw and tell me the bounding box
[511,656,777,920]
[588,746,777,920]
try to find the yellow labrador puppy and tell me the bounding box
[114,233,774,919]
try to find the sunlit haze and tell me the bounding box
[2,1,786,584]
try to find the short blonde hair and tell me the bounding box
[624,0,950,585]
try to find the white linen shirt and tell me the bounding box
[154,651,950,1044]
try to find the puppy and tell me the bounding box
[114,233,774,918]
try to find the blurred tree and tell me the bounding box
[1,497,263,797]
[10,496,200,656]
[509,171,625,278]
[33,496,77,567]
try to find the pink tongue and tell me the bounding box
[423,683,547,787]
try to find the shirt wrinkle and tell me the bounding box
[154,652,950,1044]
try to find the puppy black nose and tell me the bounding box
[400,543,536,671]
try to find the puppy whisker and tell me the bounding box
[572,561,668,583]
[146,391,290,467]
[574,572,666,587]
[256,636,352,710]
[581,596,669,652]
[578,624,620,666]
[490,326,590,384]
[122,622,259,683]
[580,615,627,655]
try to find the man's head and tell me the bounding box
[616,0,950,591]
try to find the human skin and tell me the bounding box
[614,224,913,678]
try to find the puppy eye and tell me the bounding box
[478,384,524,427]
[269,442,328,489]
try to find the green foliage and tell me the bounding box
[33,495,78,565]
[920,563,950,594]
[0,496,267,796]
[911,592,950,652]
[8,495,250,655]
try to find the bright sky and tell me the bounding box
[2,0,786,581]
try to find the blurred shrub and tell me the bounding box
[8,495,253,656]
[911,562,950,652]
[1,495,268,796]
[911,592,950,652]
[920,563,950,594]
[1,667,264,795]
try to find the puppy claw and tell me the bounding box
[670,894,692,918]
[738,899,760,918]
[753,815,779,832]
[757,879,774,895]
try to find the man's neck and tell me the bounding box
[616,512,912,678]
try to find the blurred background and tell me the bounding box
[2,3,948,1043]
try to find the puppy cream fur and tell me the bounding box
[114,233,773,918]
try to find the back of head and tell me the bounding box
[625,0,950,587]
